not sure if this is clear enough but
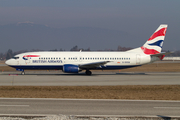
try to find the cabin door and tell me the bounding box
[24,55,30,64]
[136,54,141,65]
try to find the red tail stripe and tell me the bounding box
[159,55,165,60]
[141,46,160,55]
[148,28,167,41]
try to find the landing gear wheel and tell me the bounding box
[21,71,25,75]
[85,70,92,75]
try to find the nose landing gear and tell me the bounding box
[16,68,25,75]
[21,71,25,75]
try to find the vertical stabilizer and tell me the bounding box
[141,24,168,55]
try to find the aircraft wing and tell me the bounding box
[79,61,110,69]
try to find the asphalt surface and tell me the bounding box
[0,71,180,86]
[0,98,180,117]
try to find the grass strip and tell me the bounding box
[0,85,180,100]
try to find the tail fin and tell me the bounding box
[141,24,168,55]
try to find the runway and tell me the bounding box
[0,98,180,116]
[0,71,180,86]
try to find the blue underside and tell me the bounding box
[9,65,140,70]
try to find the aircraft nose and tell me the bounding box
[5,59,11,65]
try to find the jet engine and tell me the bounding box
[63,64,80,73]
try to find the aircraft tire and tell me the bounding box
[21,71,25,75]
[86,70,92,75]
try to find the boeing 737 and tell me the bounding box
[5,24,170,75]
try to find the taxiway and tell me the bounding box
[0,98,180,116]
[0,71,180,86]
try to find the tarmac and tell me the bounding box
[0,71,180,86]
[0,98,180,117]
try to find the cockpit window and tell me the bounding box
[12,57,19,59]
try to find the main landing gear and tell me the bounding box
[85,70,92,75]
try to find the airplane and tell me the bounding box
[5,24,171,75]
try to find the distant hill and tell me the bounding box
[0,22,134,53]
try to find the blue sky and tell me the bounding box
[0,0,180,51]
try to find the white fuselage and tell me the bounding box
[5,51,154,71]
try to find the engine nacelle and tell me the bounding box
[63,64,79,73]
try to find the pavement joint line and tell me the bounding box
[1,98,180,102]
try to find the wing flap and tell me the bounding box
[79,61,110,69]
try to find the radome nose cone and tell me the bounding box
[5,60,10,65]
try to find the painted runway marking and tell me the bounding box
[0,105,29,107]
[154,107,180,109]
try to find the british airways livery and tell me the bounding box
[5,24,170,75]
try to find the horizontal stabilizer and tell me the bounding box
[150,51,173,60]
[150,51,173,57]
